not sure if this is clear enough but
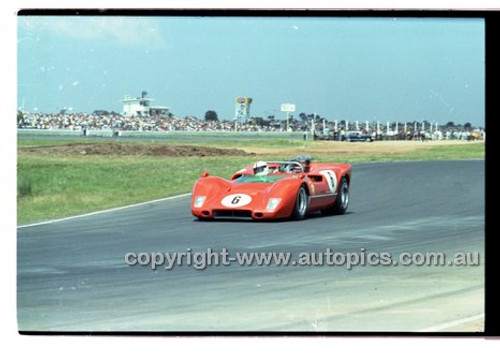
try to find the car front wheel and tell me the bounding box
[291,186,308,220]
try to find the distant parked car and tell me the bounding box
[345,131,373,142]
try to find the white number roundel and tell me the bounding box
[319,170,338,193]
[221,194,252,208]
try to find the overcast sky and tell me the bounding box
[17,15,485,125]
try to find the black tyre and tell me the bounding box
[291,186,308,220]
[322,177,349,215]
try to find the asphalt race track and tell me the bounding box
[17,160,485,332]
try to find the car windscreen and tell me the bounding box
[234,174,288,183]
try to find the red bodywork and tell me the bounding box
[191,162,351,220]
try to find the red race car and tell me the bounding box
[191,156,351,220]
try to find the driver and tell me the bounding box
[252,161,269,176]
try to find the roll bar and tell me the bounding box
[266,156,313,173]
[266,161,304,173]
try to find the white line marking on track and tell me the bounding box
[17,193,191,229]
[417,313,485,332]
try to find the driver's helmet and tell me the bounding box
[253,161,269,176]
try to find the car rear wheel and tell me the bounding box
[291,186,308,220]
[322,177,349,215]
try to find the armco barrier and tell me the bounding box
[18,128,309,140]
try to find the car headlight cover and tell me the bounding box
[194,196,206,208]
[266,198,282,210]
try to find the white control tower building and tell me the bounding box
[122,91,170,117]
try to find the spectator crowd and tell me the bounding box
[17,111,485,141]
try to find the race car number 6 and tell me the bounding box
[221,194,252,208]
